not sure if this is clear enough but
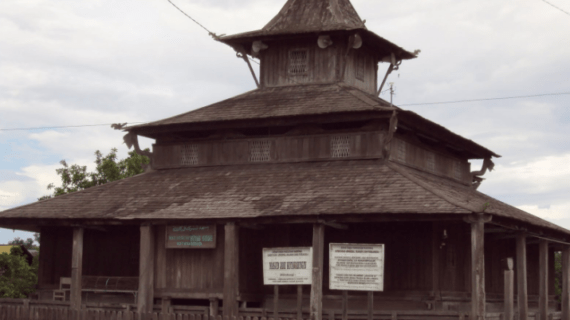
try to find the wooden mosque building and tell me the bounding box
[2,0,570,319]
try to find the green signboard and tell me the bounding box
[165,225,216,249]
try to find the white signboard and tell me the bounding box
[329,243,384,291]
[263,247,313,285]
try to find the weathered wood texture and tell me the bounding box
[70,228,84,310]
[470,217,485,320]
[539,240,548,320]
[38,227,72,288]
[516,234,528,320]
[504,259,514,320]
[83,226,139,277]
[260,39,340,88]
[389,137,470,184]
[153,132,383,169]
[138,225,155,313]
[435,222,470,294]
[223,223,239,317]
[3,300,533,320]
[154,225,225,297]
[310,223,324,320]
[343,48,377,94]
[39,226,139,289]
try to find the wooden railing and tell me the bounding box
[0,300,564,320]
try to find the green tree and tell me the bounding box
[7,237,37,250]
[0,247,38,298]
[39,148,149,200]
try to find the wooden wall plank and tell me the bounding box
[223,223,239,317]
[70,228,84,310]
[310,224,324,320]
[138,225,155,313]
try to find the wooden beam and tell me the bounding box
[432,222,441,302]
[562,246,570,320]
[70,227,84,310]
[310,223,325,320]
[470,215,485,320]
[223,222,239,317]
[539,240,548,320]
[297,285,303,320]
[516,234,528,320]
[138,225,155,314]
[504,258,514,320]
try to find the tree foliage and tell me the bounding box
[39,148,149,200]
[8,236,38,250]
[0,247,38,298]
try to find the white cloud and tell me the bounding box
[517,203,570,221]
[486,153,570,195]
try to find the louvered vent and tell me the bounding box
[181,144,199,165]
[289,49,308,75]
[249,140,272,162]
[355,54,365,81]
[331,136,351,158]
[426,152,435,172]
[395,140,406,162]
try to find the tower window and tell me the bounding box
[288,49,308,75]
[331,135,351,158]
[249,140,272,162]
[355,54,365,81]
[181,144,199,165]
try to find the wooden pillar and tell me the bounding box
[70,227,84,310]
[470,215,486,320]
[516,234,528,320]
[539,240,549,320]
[432,222,441,303]
[562,246,570,320]
[310,223,325,320]
[210,299,219,317]
[223,222,239,317]
[504,258,514,320]
[138,224,155,314]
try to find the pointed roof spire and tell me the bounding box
[262,0,366,34]
[219,0,416,61]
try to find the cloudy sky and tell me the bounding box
[1,0,569,244]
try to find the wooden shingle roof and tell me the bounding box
[127,83,498,159]
[217,0,416,60]
[1,160,567,236]
[128,84,393,130]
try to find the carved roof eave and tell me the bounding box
[218,28,417,61]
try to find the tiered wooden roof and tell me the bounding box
[128,84,497,159]
[1,160,567,236]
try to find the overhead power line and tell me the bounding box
[1,92,569,131]
[0,122,146,132]
[399,91,570,106]
[166,0,219,38]
[540,0,570,16]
